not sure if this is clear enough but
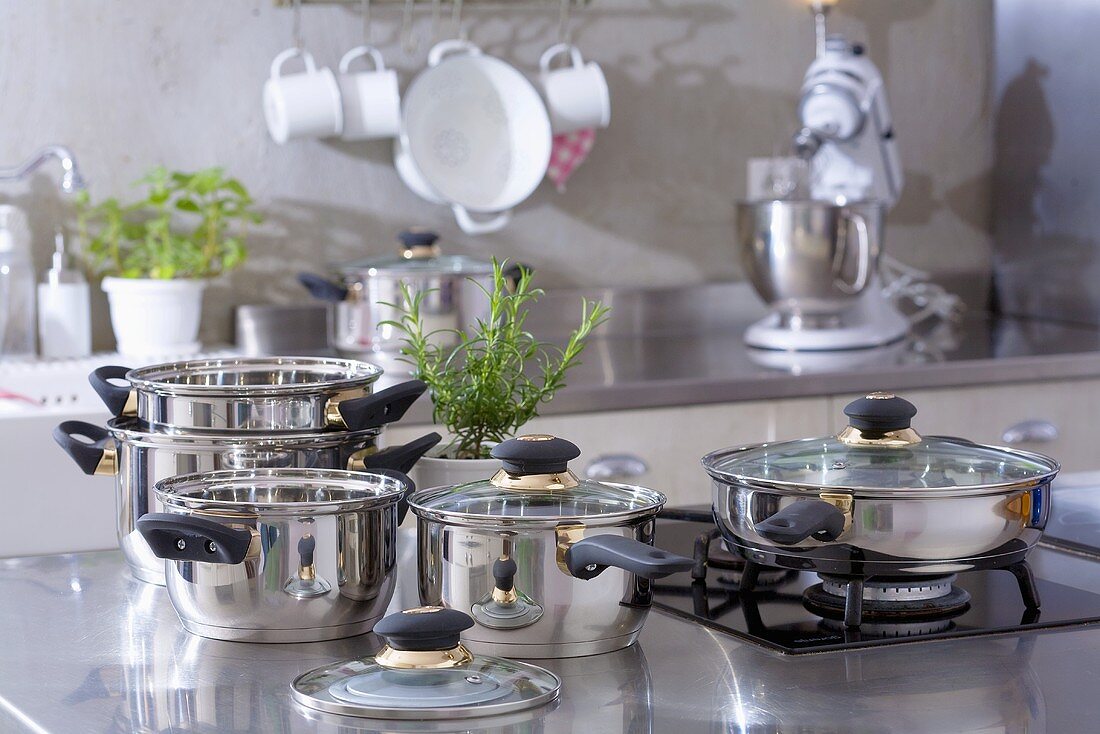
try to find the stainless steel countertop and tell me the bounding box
[292,282,1100,423]
[4,540,1100,732]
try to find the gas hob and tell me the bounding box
[652,507,1100,655]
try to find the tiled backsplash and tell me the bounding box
[0,0,993,348]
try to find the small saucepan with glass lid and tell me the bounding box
[408,434,693,659]
[703,392,1060,581]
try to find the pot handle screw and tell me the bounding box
[137,513,252,565]
[755,500,847,545]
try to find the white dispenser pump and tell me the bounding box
[37,228,91,358]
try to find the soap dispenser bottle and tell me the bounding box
[0,204,38,358]
[37,228,91,358]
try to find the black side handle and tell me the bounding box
[493,557,517,592]
[490,435,581,476]
[351,466,416,524]
[755,500,847,545]
[565,535,694,581]
[373,607,474,651]
[136,513,253,564]
[353,432,441,476]
[843,393,917,433]
[53,421,113,476]
[298,272,349,303]
[88,366,134,417]
[298,535,316,567]
[336,380,427,431]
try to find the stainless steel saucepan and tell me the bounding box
[703,392,1060,578]
[137,468,412,642]
[89,357,421,433]
[409,435,693,658]
[54,419,440,586]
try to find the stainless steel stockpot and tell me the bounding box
[298,230,515,358]
[408,435,693,658]
[54,419,439,586]
[89,357,424,433]
[136,468,412,642]
[703,393,1060,578]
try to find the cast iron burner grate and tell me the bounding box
[651,506,1100,654]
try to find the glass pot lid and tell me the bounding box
[702,393,1060,496]
[292,607,561,720]
[408,435,667,523]
[338,229,496,276]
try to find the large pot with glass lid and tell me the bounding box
[409,434,693,658]
[88,357,421,433]
[135,468,414,642]
[298,229,519,357]
[702,393,1059,579]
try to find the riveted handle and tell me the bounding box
[53,421,116,476]
[565,535,693,581]
[351,432,440,477]
[334,380,427,431]
[491,435,581,475]
[373,607,475,651]
[755,500,846,545]
[843,392,917,432]
[298,272,349,303]
[136,513,253,564]
[88,366,134,417]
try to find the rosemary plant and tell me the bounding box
[383,261,610,459]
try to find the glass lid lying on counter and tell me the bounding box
[338,229,497,276]
[702,393,1060,494]
[292,607,560,720]
[408,435,667,522]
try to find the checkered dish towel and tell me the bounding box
[546,129,596,192]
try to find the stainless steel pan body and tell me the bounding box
[54,419,439,586]
[138,468,410,642]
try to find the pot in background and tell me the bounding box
[737,199,883,326]
[409,434,693,658]
[101,277,207,358]
[53,418,440,586]
[703,392,1060,578]
[137,468,412,642]
[299,230,521,360]
[88,357,421,434]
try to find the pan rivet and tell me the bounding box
[205,541,217,554]
[176,539,187,551]
[831,461,847,470]
[465,675,482,684]
[585,563,597,572]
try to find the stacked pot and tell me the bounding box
[53,356,440,591]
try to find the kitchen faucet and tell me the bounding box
[0,144,86,193]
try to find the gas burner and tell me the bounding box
[803,574,971,622]
[819,616,956,638]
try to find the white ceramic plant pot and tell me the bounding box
[102,277,207,358]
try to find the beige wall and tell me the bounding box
[0,0,992,348]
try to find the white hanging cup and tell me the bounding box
[338,45,401,141]
[539,43,610,135]
[263,48,344,144]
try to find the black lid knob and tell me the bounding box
[493,557,517,592]
[843,392,917,432]
[398,229,440,250]
[373,607,475,651]
[491,435,581,475]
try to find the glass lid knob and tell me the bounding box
[398,228,441,259]
[373,607,476,670]
[843,392,918,432]
[490,435,581,476]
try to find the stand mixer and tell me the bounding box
[740,11,909,352]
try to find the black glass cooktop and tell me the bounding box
[652,508,1100,655]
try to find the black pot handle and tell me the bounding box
[755,500,847,545]
[565,535,694,581]
[367,467,417,524]
[351,432,441,478]
[136,513,253,564]
[373,607,475,651]
[53,420,114,475]
[88,366,134,417]
[335,380,427,431]
[298,272,349,303]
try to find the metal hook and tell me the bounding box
[292,0,304,50]
[361,0,372,44]
[558,0,572,45]
[452,0,466,41]
[401,0,418,53]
